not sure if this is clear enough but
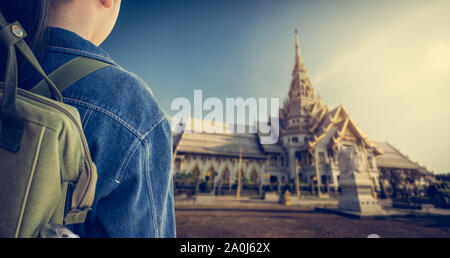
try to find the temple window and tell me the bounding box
[235,169,245,184]
[368,156,373,169]
[175,159,181,171]
[292,137,298,143]
[250,169,259,185]
[319,152,326,163]
[191,166,200,179]
[204,170,211,181]
[321,175,327,184]
[221,168,231,185]
[270,176,278,183]
[270,155,278,166]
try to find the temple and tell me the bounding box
[172,30,434,197]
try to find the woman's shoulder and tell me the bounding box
[64,64,168,138]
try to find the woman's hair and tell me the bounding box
[0,0,68,82]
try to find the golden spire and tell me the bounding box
[289,29,313,99]
[294,29,307,74]
[285,29,315,121]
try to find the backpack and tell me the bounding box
[0,12,110,237]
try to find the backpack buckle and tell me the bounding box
[0,21,27,47]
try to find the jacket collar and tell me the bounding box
[46,26,118,66]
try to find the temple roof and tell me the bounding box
[174,132,268,159]
[258,136,284,153]
[373,141,429,173]
[306,104,383,155]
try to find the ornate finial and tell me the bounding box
[293,29,306,74]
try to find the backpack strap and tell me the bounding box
[31,56,112,98]
[31,57,111,225]
[0,12,63,152]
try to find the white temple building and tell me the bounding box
[172,30,434,196]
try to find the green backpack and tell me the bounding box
[0,13,110,237]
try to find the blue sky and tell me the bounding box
[101,0,450,174]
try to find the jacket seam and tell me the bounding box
[112,122,167,236]
[81,108,89,124]
[110,132,161,237]
[64,97,146,139]
[113,137,142,184]
[46,46,117,65]
[81,109,94,130]
[143,137,160,237]
[112,117,167,184]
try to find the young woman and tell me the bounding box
[0,0,175,237]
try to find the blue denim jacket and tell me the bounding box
[21,27,176,238]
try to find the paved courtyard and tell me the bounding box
[175,195,450,238]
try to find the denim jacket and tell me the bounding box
[21,27,176,238]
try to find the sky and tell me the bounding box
[101,0,450,174]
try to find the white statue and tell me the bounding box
[336,143,385,215]
[337,143,365,177]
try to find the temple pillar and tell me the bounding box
[287,148,297,180]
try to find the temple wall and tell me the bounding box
[174,154,266,184]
